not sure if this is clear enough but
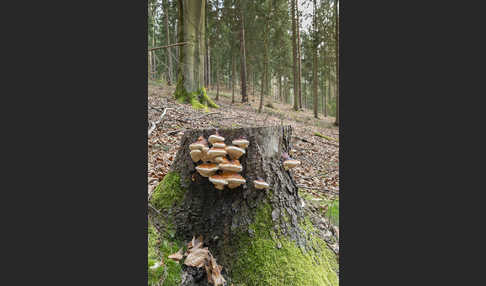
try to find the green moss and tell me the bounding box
[148,223,183,286]
[174,78,218,111]
[231,203,339,286]
[313,132,338,142]
[150,172,186,211]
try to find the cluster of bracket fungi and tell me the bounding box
[189,132,301,191]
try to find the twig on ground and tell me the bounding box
[148,108,174,136]
[293,136,315,145]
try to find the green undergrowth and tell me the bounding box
[231,203,339,285]
[148,222,184,286]
[314,132,338,142]
[299,189,339,227]
[148,172,187,285]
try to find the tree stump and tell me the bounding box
[149,126,338,285]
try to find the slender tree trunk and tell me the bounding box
[232,52,236,104]
[259,21,269,113]
[152,6,157,81]
[324,48,328,117]
[334,0,339,126]
[148,50,153,80]
[312,0,318,118]
[239,0,248,103]
[164,0,173,85]
[215,58,219,101]
[296,1,303,110]
[291,0,298,111]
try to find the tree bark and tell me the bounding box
[291,0,299,111]
[164,0,173,85]
[313,0,319,118]
[239,0,248,103]
[149,126,339,285]
[231,52,236,104]
[334,0,339,126]
[296,0,303,110]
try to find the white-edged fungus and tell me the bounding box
[222,172,246,189]
[195,163,219,177]
[201,146,211,162]
[208,132,225,145]
[218,158,242,173]
[212,142,226,148]
[190,136,208,151]
[190,149,202,162]
[225,145,245,160]
[232,137,249,149]
[213,156,224,163]
[207,147,227,158]
[282,152,301,170]
[209,174,228,190]
[254,178,270,190]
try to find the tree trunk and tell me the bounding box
[239,0,248,103]
[259,27,269,113]
[313,0,318,119]
[291,0,299,111]
[164,0,173,85]
[149,126,339,285]
[231,52,236,104]
[334,0,339,126]
[296,1,303,110]
[152,5,157,81]
[175,0,218,110]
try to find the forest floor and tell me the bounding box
[148,81,339,228]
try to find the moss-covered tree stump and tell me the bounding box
[149,126,339,285]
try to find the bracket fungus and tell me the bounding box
[196,163,219,177]
[225,145,245,160]
[254,177,270,190]
[190,149,203,162]
[209,174,228,190]
[218,158,243,173]
[192,132,249,191]
[222,172,246,189]
[282,152,301,170]
[190,136,208,151]
[208,132,225,145]
[212,156,225,163]
[212,142,226,148]
[208,147,227,158]
[232,137,249,149]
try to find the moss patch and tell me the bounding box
[150,172,186,211]
[174,77,219,111]
[230,203,339,286]
[313,132,338,142]
[148,222,183,286]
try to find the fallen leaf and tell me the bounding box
[184,247,209,267]
[168,248,183,262]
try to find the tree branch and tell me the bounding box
[148,42,190,52]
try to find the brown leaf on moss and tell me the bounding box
[168,247,183,262]
[184,247,209,267]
